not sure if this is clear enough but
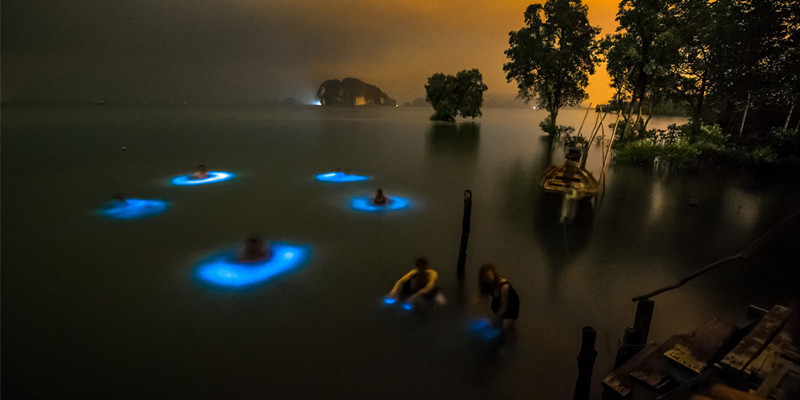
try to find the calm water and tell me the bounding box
[3,104,799,399]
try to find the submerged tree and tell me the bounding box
[425,69,488,122]
[600,0,681,134]
[503,0,599,135]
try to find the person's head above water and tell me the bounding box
[478,263,501,295]
[197,164,208,173]
[414,257,428,271]
[112,193,127,202]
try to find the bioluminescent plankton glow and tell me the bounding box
[350,196,411,212]
[381,297,414,311]
[468,318,502,341]
[315,172,370,182]
[98,199,169,219]
[195,242,309,288]
[171,172,234,186]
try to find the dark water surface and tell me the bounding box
[3,104,799,399]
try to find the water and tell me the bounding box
[3,104,799,399]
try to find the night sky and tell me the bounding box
[1,0,618,104]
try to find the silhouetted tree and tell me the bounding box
[600,0,681,132]
[425,69,488,122]
[503,0,599,134]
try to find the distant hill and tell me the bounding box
[316,78,396,106]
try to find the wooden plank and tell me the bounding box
[721,305,791,374]
[663,317,736,374]
[602,343,660,398]
[745,324,794,382]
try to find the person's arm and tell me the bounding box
[493,283,510,323]
[388,270,415,298]
[416,269,438,295]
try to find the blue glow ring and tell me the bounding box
[195,242,309,288]
[351,196,410,212]
[316,172,370,182]
[171,171,234,185]
[98,198,170,219]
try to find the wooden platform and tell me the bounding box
[601,304,798,400]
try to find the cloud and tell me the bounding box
[1,0,618,103]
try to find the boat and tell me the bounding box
[538,148,600,199]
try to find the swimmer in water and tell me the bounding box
[189,164,210,180]
[478,263,520,335]
[372,188,388,205]
[237,236,272,263]
[112,193,127,203]
[387,257,444,307]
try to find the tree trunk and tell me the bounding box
[739,92,750,136]
[785,102,795,130]
[694,78,706,127]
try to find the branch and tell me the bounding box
[632,211,800,302]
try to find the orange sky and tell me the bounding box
[2,0,622,104]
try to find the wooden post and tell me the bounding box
[573,326,597,400]
[614,300,655,368]
[457,190,472,280]
[632,299,655,344]
[739,92,750,136]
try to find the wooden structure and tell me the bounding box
[538,162,600,199]
[602,304,799,399]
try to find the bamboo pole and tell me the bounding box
[739,92,751,136]
[581,111,608,169]
[576,103,592,138]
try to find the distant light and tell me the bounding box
[312,100,322,106]
[171,172,234,186]
[315,171,370,182]
[401,302,413,311]
[383,297,397,305]
[350,196,411,212]
[195,242,309,288]
[98,198,169,219]
[468,318,502,341]
[532,106,538,110]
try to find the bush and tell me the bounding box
[539,116,575,137]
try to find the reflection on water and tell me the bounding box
[3,105,799,400]
[426,121,480,154]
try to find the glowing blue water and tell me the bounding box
[468,318,502,341]
[195,242,309,288]
[350,196,410,212]
[171,171,234,185]
[315,172,370,182]
[98,199,170,219]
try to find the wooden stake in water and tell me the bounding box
[457,190,472,280]
[574,326,597,400]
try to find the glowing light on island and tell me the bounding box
[316,171,370,182]
[350,196,411,212]
[195,242,309,288]
[98,198,170,219]
[171,172,234,186]
[312,100,322,106]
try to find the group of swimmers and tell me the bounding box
[387,257,520,336]
[118,164,518,334]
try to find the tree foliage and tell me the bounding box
[424,69,488,122]
[503,0,599,131]
[600,0,681,125]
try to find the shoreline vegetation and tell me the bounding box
[499,0,800,176]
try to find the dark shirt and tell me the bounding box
[491,281,520,319]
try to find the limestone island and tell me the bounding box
[316,77,396,106]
